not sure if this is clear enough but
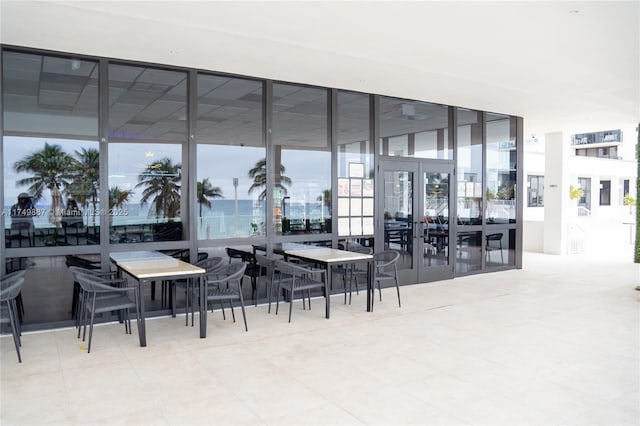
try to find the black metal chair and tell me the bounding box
[344,246,373,305]
[65,255,104,319]
[273,259,327,323]
[226,247,264,305]
[172,255,224,326]
[75,272,140,354]
[485,232,504,264]
[193,262,248,332]
[1,275,25,362]
[372,250,401,310]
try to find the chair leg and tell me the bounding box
[395,277,401,308]
[229,301,236,323]
[288,288,294,323]
[6,301,21,362]
[87,301,96,354]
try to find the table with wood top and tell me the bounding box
[283,247,374,317]
[110,251,205,346]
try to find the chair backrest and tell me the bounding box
[1,269,26,284]
[226,247,255,264]
[373,250,400,268]
[75,273,122,293]
[0,277,24,302]
[273,259,317,277]
[486,232,503,241]
[65,254,100,270]
[255,255,276,277]
[197,256,225,273]
[350,246,373,255]
[206,262,246,283]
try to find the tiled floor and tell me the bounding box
[2,251,639,425]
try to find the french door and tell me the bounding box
[378,159,454,284]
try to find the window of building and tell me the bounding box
[2,51,100,247]
[379,97,451,159]
[527,175,544,207]
[456,108,483,228]
[196,74,264,240]
[599,180,611,206]
[272,83,330,235]
[337,91,374,240]
[486,113,517,222]
[108,64,187,243]
[578,177,591,210]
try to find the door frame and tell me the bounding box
[377,157,454,285]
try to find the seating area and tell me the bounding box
[1,252,637,425]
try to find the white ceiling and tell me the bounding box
[1,1,638,137]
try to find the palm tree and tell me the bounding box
[108,186,133,232]
[136,157,181,219]
[197,178,224,219]
[13,142,76,224]
[67,147,100,227]
[109,186,134,210]
[248,158,291,201]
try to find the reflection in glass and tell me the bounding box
[272,84,330,235]
[455,231,482,273]
[485,228,516,268]
[456,108,483,225]
[486,113,517,223]
[423,172,449,267]
[3,51,100,246]
[108,64,187,243]
[383,170,413,270]
[108,143,182,243]
[379,97,451,159]
[196,74,264,239]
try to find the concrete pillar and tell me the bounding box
[543,132,569,254]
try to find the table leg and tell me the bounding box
[199,276,207,338]
[366,259,372,312]
[325,263,330,319]
[138,279,147,347]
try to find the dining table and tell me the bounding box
[110,251,206,346]
[282,247,374,316]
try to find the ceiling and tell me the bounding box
[1,1,638,138]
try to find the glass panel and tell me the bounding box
[485,228,516,268]
[456,108,483,225]
[6,254,100,324]
[486,113,516,223]
[423,172,449,267]
[108,64,187,243]
[337,91,373,239]
[379,97,451,159]
[196,75,264,239]
[578,177,591,210]
[3,51,100,247]
[455,231,482,273]
[272,84,330,235]
[384,170,413,270]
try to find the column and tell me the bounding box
[543,132,569,254]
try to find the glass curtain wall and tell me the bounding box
[456,108,483,273]
[196,75,264,240]
[108,64,187,243]
[272,84,330,236]
[3,51,100,248]
[336,91,373,249]
[485,113,517,268]
[1,46,523,329]
[379,97,451,159]
[2,50,100,325]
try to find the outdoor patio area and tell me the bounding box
[1,250,638,425]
